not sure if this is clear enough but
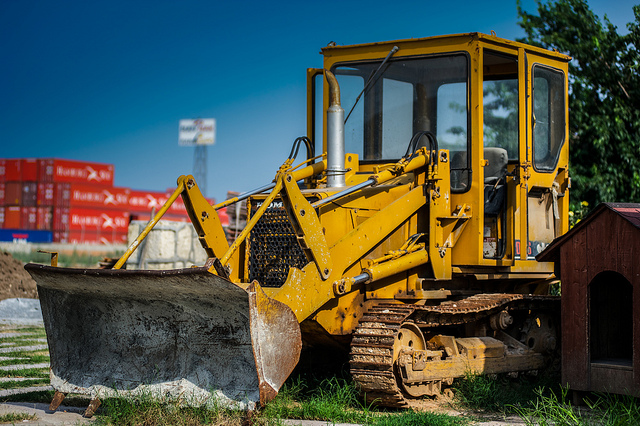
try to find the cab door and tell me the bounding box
[523,54,570,260]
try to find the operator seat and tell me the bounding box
[483,147,508,215]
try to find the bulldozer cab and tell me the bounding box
[309,33,570,271]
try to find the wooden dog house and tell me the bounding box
[537,203,640,397]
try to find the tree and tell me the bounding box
[518,0,640,208]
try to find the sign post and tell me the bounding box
[179,119,216,196]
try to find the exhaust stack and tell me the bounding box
[325,70,345,188]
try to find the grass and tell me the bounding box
[262,375,371,423]
[96,394,248,426]
[93,375,469,426]
[0,412,38,423]
[1,323,635,426]
[0,326,50,398]
[453,372,640,426]
[513,387,640,426]
[452,371,559,414]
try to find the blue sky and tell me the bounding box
[1,0,636,203]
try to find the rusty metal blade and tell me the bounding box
[247,281,302,406]
[25,264,302,409]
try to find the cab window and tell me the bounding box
[332,54,470,191]
[532,66,565,172]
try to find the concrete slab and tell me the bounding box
[0,362,49,371]
[282,421,362,426]
[0,356,28,361]
[0,377,46,383]
[0,401,94,425]
[0,385,53,397]
[0,332,34,339]
[0,344,48,354]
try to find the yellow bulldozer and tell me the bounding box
[26,32,570,412]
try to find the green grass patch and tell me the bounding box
[263,375,372,424]
[453,371,559,414]
[0,367,49,378]
[0,378,50,390]
[514,387,640,426]
[0,354,49,366]
[96,394,247,426]
[263,374,468,425]
[0,412,38,423]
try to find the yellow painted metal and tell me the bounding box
[428,150,453,280]
[269,182,428,322]
[281,171,333,280]
[363,249,429,283]
[113,183,186,270]
[180,175,230,261]
[38,250,58,267]
[218,159,328,273]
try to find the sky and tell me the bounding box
[1,0,637,203]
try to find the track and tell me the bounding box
[349,293,559,407]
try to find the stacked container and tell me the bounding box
[0,157,218,245]
[0,159,53,243]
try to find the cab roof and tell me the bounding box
[321,32,571,62]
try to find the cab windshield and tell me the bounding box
[332,54,470,190]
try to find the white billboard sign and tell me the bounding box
[179,118,216,146]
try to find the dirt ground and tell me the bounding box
[0,251,38,300]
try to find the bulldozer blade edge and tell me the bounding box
[25,264,302,410]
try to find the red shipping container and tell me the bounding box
[53,230,69,243]
[56,183,71,207]
[69,230,128,245]
[1,160,21,182]
[4,183,22,206]
[21,207,37,230]
[0,183,4,206]
[53,207,70,231]
[128,190,168,213]
[0,208,4,228]
[37,183,54,206]
[3,207,21,228]
[38,183,72,207]
[22,182,37,207]
[69,208,129,233]
[38,159,114,187]
[129,212,190,223]
[21,159,38,181]
[69,184,130,209]
[37,207,53,230]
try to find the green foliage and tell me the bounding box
[484,79,519,158]
[518,0,640,207]
[453,372,560,414]
[568,200,590,228]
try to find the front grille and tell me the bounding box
[248,200,309,287]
